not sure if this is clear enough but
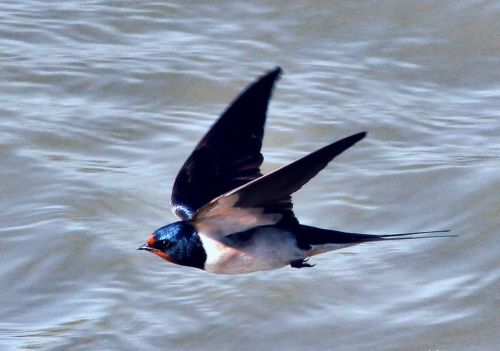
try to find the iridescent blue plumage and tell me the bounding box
[151,222,206,269]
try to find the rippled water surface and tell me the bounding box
[1,1,499,350]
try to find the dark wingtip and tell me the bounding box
[338,132,367,147]
[260,66,282,84]
[271,66,282,76]
[327,131,367,156]
[354,131,367,141]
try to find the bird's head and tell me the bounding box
[138,221,206,270]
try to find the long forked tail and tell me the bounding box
[298,224,454,245]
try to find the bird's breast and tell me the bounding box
[198,227,305,274]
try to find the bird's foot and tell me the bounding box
[290,258,315,269]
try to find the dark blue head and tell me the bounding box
[138,221,206,270]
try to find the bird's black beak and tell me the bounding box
[138,235,157,251]
[137,244,152,251]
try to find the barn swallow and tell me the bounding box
[138,67,450,274]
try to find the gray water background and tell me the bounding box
[1,1,499,350]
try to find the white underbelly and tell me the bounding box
[199,227,305,274]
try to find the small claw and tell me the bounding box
[290,258,316,269]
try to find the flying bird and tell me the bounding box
[138,67,450,274]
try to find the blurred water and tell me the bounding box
[1,1,499,350]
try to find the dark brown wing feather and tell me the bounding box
[192,132,367,238]
[171,68,282,220]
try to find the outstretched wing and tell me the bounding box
[191,132,367,238]
[171,68,282,220]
